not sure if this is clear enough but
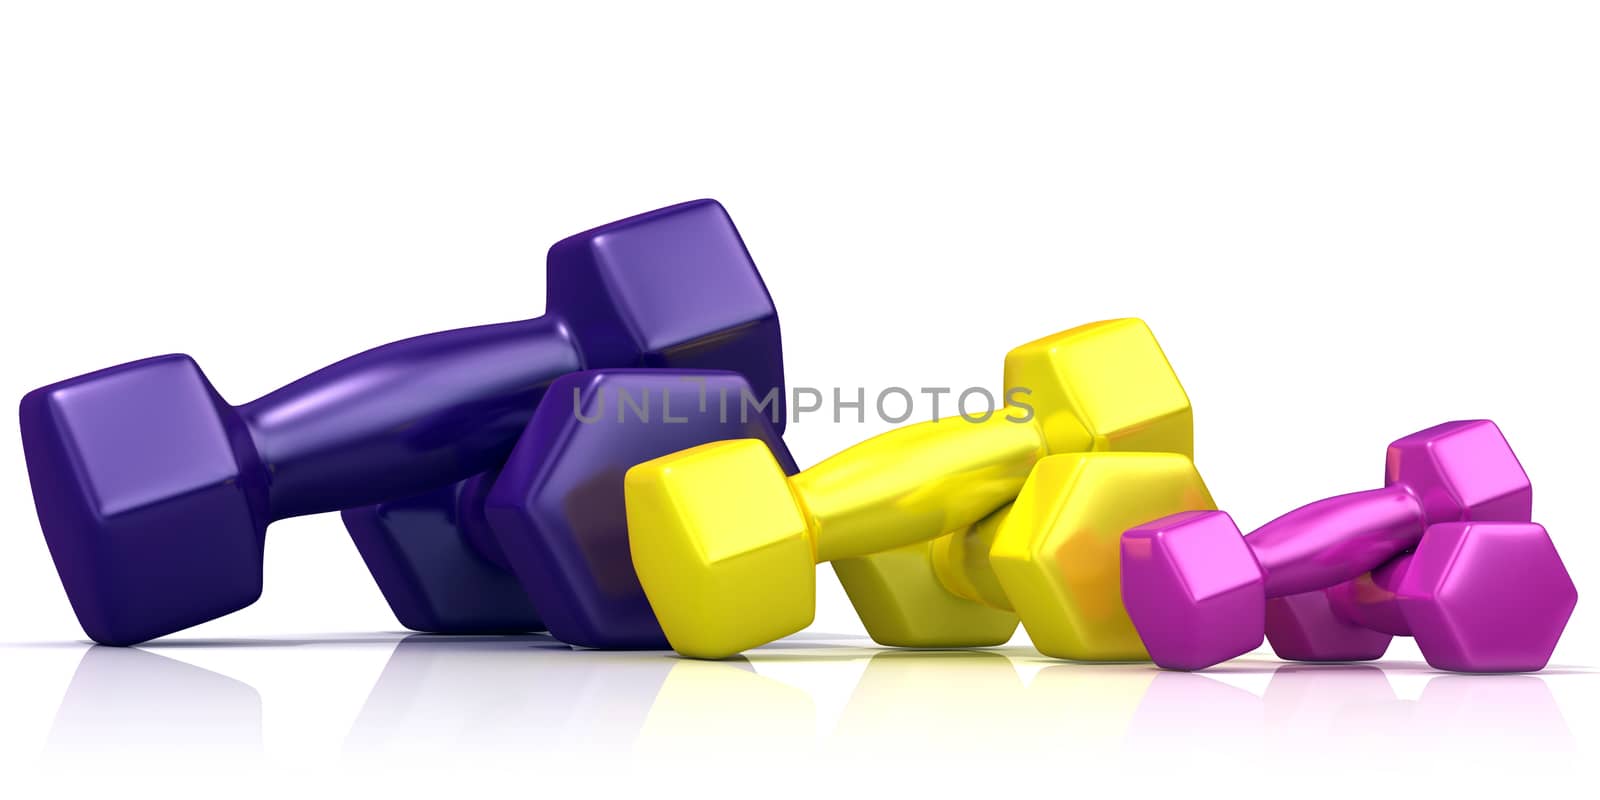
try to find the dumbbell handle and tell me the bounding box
[1247,484,1426,597]
[1326,555,1413,635]
[238,315,582,520]
[796,414,1060,562]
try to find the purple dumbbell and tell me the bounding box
[1120,420,1556,671]
[348,368,798,649]
[20,199,785,646]
[1266,521,1576,671]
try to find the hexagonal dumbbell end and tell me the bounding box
[1263,588,1394,663]
[340,199,789,636]
[1004,319,1195,457]
[1248,419,1535,665]
[1269,522,1577,672]
[343,476,543,635]
[484,369,796,650]
[1120,510,1267,670]
[832,541,1021,649]
[992,451,1216,661]
[834,318,1196,650]
[27,200,788,645]
[1259,419,1532,607]
[625,438,815,659]
[1397,522,1577,672]
[20,355,267,646]
[1387,420,1531,524]
[546,199,787,432]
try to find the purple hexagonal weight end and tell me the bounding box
[1122,510,1267,670]
[545,199,786,433]
[1397,521,1577,672]
[341,199,789,636]
[483,369,796,650]
[20,355,267,646]
[343,478,543,635]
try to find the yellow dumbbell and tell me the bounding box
[934,450,1213,659]
[625,318,1203,659]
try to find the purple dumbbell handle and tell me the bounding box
[238,315,582,520]
[1248,484,1427,597]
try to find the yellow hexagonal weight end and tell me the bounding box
[1004,319,1193,457]
[832,542,1019,648]
[990,452,1215,661]
[833,319,1194,647]
[624,438,816,659]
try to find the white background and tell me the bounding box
[1,1,1595,795]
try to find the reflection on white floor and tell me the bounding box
[17,633,1595,784]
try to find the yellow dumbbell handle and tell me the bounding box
[794,413,1088,562]
[930,506,1014,610]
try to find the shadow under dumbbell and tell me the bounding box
[135,636,413,649]
[1299,657,1600,676]
[35,634,1587,772]
[820,651,1581,770]
[343,633,818,761]
[13,632,417,649]
[45,646,263,761]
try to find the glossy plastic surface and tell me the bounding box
[485,370,796,650]
[1263,586,1392,662]
[1122,420,1534,671]
[344,480,543,634]
[989,452,1216,660]
[832,541,1019,648]
[241,316,581,519]
[626,319,1193,658]
[20,356,265,646]
[1122,510,1266,670]
[1252,420,1531,595]
[799,415,1048,562]
[1277,522,1578,672]
[834,319,1194,647]
[627,439,815,658]
[344,199,787,636]
[22,199,784,645]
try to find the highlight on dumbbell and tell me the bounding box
[481,368,795,649]
[1266,521,1575,672]
[15,197,1576,674]
[622,318,1201,659]
[20,199,784,646]
[1120,420,1577,673]
[345,368,797,650]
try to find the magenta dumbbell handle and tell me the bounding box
[1248,484,1427,597]
[1326,556,1413,635]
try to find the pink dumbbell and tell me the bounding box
[1120,420,1573,672]
[1265,521,1576,671]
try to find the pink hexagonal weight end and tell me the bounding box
[1265,588,1392,662]
[1122,510,1267,670]
[1398,521,1577,673]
